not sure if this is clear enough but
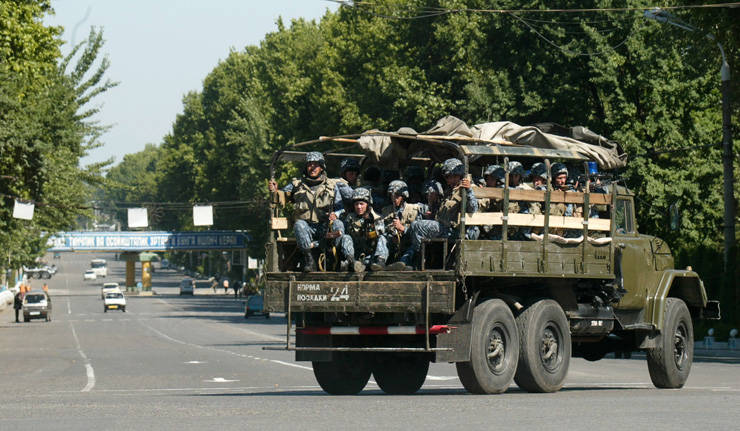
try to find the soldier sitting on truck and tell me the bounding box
[335,158,361,211]
[396,158,479,269]
[478,165,504,240]
[337,188,389,272]
[421,179,444,219]
[381,180,427,266]
[268,151,344,272]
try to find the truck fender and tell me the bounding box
[649,270,707,331]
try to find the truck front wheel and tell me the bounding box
[312,352,371,395]
[456,299,519,394]
[514,299,571,393]
[647,297,693,389]
[373,353,429,394]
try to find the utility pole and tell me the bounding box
[645,8,736,309]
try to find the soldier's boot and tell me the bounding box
[369,257,386,272]
[340,255,354,272]
[353,260,366,273]
[302,250,317,273]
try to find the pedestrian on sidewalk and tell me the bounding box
[233,280,241,299]
[13,291,23,323]
[222,279,229,295]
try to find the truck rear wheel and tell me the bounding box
[312,352,371,395]
[647,298,693,389]
[373,353,429,394]
[456,299,518,394]
[514,299,571,393]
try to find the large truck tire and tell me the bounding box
[456,299,519,394]
[312,352,371,395]
[514,299,571,393]
[373,353,429,395]
[647,298,693,389]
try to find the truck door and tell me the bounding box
[613,196,653,309]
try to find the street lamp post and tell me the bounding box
[644,8,736,289]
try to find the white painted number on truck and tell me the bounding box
[330,286,350,302]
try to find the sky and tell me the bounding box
[45,0,338,168]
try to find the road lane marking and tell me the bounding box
[69,322,95,392]
[67,298,71,314]
[205,377,239,383]
[138,320,315,371]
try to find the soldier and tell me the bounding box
[478,165,505,240]
[422,179,444,219]
[336,158,361,210]
[337,188,388,272]
[549,162,575,236]
[396,158,479,269]
[268,152,343,272]
[381,180,427,265]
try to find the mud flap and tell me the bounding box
[434,294,477,363]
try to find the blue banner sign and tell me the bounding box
[48,231,250,252]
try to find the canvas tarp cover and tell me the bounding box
[358,116,627,170]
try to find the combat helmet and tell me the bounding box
[422,180,444,196]
[340,158,360,176]
[551,162,568,177]
[442,158,464,177]
[530,162,548,180]
[352,187,373,204]
[387,180,409,199]
[305,151,326,169]
[483,165,505,182]
[508,161,525,176]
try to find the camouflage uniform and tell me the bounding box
[274,152,344,270]
[381,180,427,260]
[338,188,388,272]
[335,158,360,210]
[399,159,479,267]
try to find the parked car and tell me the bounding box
[101,282,121,299]
[244,294,269,319]
[179,279,195,295]
[103,292,126,312]
[23,291,51,322]
[83,269,97,281]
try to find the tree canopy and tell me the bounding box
[0,0,114,274]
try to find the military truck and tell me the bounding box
[262,118,720,395]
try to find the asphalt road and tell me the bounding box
[1,252,738,430]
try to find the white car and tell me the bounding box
[101,282,121,299]
[83,270,97,281]
[103,292,126,312]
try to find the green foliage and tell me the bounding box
[0,2,113,271]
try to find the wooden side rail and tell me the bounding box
[473,187,611,205]
[465,212,611,231]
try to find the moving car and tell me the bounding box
[244,294,269,319]
[103,292,126,312]
[90,259,107,277]
[101,282,121,299]
[161,259,169,269]
[23,291,51,322]
[179,279,195,295]
[83,269,97,281]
